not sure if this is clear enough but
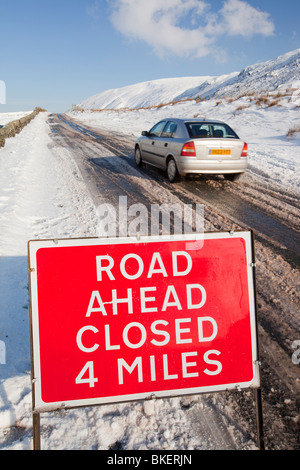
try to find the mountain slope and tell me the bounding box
[78,76,217,110]
[78,49,300,110]
[198,48,300,101]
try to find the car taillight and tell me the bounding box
[181,141,196,156]
[241,143,248,157]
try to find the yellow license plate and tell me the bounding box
[209,149,231,155]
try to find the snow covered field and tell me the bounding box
[0,111,32,127]
[0,49,299,450]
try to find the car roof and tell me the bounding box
[162,118,226,124]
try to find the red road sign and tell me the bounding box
[28,232,260,412]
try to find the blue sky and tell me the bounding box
[0,0,299,112]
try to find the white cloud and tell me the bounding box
[108,0,275,58]
[109,0,213,58]
[220,0,275,37]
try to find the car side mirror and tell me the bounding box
[141,131,149,137]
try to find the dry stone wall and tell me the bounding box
[0,107,46,148]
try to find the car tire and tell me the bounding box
[167,158,179,183]
[135,146,143,167]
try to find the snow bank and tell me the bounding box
[0,113,100,449]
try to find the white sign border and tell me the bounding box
[28,231,260,413]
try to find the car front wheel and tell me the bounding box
[135,146,143,167]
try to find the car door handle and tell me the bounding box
[152,141,155,145]
[164,143,168,147]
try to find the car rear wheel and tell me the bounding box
[167,158,179,183]
[135,146,143,167]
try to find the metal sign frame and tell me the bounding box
[28,231,264,450]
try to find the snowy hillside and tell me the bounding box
[201,48,300,101]
[77,76,220,110]
[78,49,300,110]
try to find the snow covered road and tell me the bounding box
[0,111,299,450]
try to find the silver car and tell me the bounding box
[135,118,248,182]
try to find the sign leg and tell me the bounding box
[33,413,41,450]
[255,388,265,450]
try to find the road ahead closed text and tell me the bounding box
[29,234,259,411]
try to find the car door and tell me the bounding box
[140,121,166,166]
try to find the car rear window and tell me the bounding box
[185,122,239,139]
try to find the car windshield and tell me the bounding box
[185,122,239,139]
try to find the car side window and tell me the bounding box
[149,121,166,137]
[161,121,177,138]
